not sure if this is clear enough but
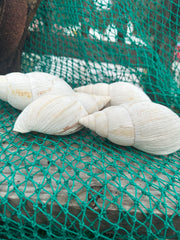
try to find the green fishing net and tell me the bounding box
[0,0,180,239]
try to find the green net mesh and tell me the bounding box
[0,0,180,239]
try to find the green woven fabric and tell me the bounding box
[0,0,180,239]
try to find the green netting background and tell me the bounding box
[0,0,180,239]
